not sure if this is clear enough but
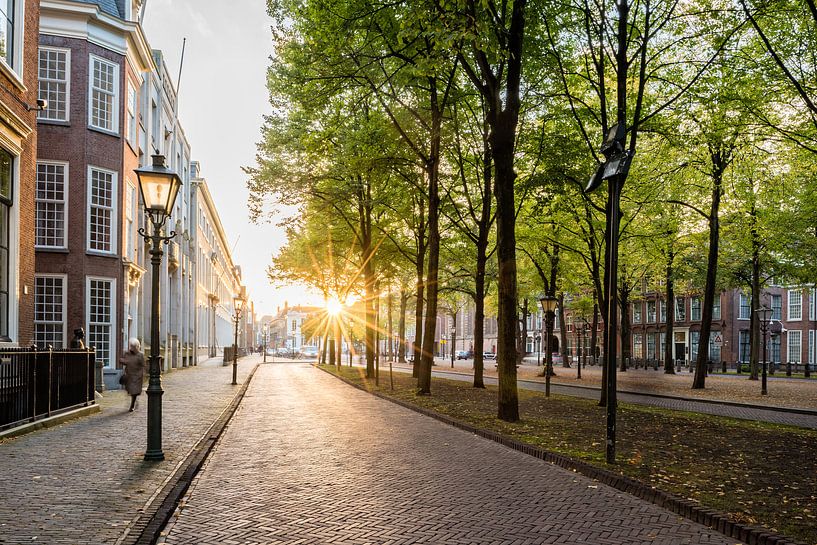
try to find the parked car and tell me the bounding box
[455,350,470,360]
[300,346,319,358]
[483,351,496,360]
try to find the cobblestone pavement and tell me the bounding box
[0,355,260,545]
[159,363,742,545]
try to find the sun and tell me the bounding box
[326,298,344,316]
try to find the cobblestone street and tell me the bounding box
[0,355,259,545]
[159,362,743,545]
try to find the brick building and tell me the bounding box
[0,0,39,346]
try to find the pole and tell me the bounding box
[604,176,624,464]
[761,324,768,395]
[545,310,553,397]
[577,325,582,379]
[263,329,267,363]
[145,222,165,462]
[232,311,239,385]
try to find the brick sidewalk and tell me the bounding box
[0,355,260,545]
[158,363,742,544]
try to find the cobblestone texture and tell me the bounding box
[0,356,259,545]
[159,363,742,545]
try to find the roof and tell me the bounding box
[74,0,124,18]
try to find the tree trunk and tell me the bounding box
[693,151,726,389]
[473,249,487,388]
[750,201,760,380]
[620,279,632,372]
[398,289,408,363]
[413,197,426,378]
[519,298,529,365]
[558,293,569,369]
[664,250,676,374]
[387,289,394,363]
[591,300,599,368]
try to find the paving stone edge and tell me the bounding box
[0,404,101,440]
[319,365,807,545]
[121,362,261,545]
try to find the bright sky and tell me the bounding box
[142,0,322,317]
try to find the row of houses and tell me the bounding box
[1,0,253,389]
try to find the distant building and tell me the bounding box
[268,303,320,352]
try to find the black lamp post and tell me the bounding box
[232,295,245,385]
[585,123,633,465]
[756,306,772,396]
[573,317,583,379]
[263,323,268,364]
[535,334,541,367]
[539,295,558,397]
[134,154,181,462]
[450,324,456,368]
[348,317,354,367]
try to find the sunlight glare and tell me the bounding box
[326,298,344,316]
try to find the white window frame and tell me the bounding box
[88,54,119,133]
[690,297,701,321]
[0,0,25,85]
[809,330,817,367]
[34,274,67,349]
[738,293,751,320]
[788,290,802,322]
[124,180,136,261]
[86,165,118,255]
[771,294,783,321]
[810,288,817,321]
[787,329,802,364]
[37,47,71,122]
[35,161,69,249]
[86,276,116,368]
[632,303,642,324]
[125,80,137,147]
[712,296,721,320]
[675,297,685,322]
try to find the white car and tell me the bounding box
[483,351,496,360]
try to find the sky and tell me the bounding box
[142,0,322,317]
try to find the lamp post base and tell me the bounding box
[144,450,165,461]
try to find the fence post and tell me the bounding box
[31,348,37,421]
[48,346,53,417]
[85,349,91,405]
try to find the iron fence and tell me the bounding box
[0,347,96,431]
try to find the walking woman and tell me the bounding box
[121,338,145,412]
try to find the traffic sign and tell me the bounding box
[713,333,723,348]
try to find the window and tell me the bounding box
[125,181,136,260]
[291,319,297,332]
[0,0,20,71]
[690,297,701,321]
[87,278,115,367]
[771,294,782,321]
[788,290,802,321]
[659,300,667,323]
[809,330,817,367]
[0,148,12,340]
[811,289,817,320]
[708,333,721,363]
[646,301,656,323]
[87,167,116,253]
[35,162,67,248]
[691,331,700,362]
[646,333,656,359]
[739,293,751,320]
[675,297,686,322]
[739,331,750,363]
[125,82,137,146]
[712,296,721,320]
[89,55,119,132]
[38,48,70,121]
[633,334,643,359]
[632,303,642,324]
[787,330,802,364]
[770,335,780,365]
[34,276,66,349]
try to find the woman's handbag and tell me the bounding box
[118,373,127,386]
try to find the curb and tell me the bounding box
[319,365,806,545]
[0,404,101,440]
[122,362,261,545]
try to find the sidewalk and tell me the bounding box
[365,360,817,429]
[0,354,261,545]
[158,363,742,544]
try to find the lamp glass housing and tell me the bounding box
[756,306,773,324]
[234,296,245,315]
[539,295,558,314]
[135,155,182,221]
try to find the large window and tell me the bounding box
[690,297,701,321]
[675,297,686,322]
[708,334,721,363]
[87,167,116,253]
[771,294,782,321]
[0,148,12,340]
[0,0,19,70]
[35,162,67,248]
[125,82,137,146]
[712,296,721,320]
[787,330,802,364]
[38,48,70,122]
[34,276,65,349]
[647,301,656,323]
[632,303,642,324]
[739,293,751,320]
[659,300,667,323]
[646,333,656,359]
[89,55,119,132]
[739,330,750,363]
[788,290,802,321]
[771,335,781,365]
[124,181,136,261]
[87,278,115,367]
[809,330,817,368]
[633,334,643,358]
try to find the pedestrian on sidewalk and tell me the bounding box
[121,338,145,412]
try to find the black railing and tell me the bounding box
[0,347,96,431]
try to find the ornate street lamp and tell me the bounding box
[573,316,583,379]
[232,294,246,385]
[450,324,456,368]
[263,323,268,364]
[756,306,772,396]
[539,295,558,397]
[135,154,181,462]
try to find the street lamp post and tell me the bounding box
[535,334,541,367]
[232,295,245,385]
[135,154,182,462]
[573,317,583,379]
[756,306,772,396]
[539,295,558,397]
[263,323,268,364]
[450,324,456,368]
